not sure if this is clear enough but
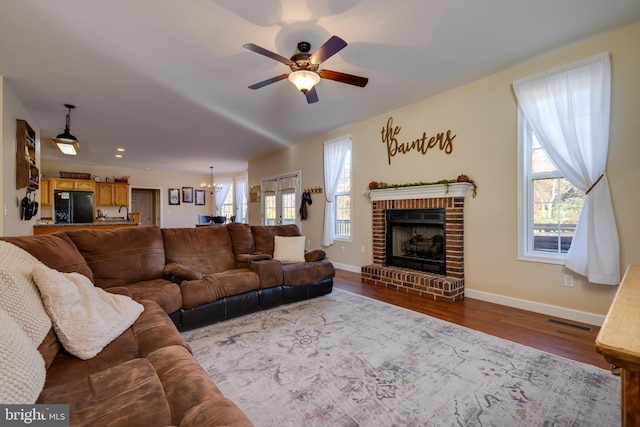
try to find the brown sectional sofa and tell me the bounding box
[1,223,334,426]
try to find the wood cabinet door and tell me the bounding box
[40,179,51,206]
[75,180,95,191]
[114,183,129,206]
[97,183,115,205]
[53,178,75,190]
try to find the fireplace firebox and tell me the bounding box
[386,209,446,275]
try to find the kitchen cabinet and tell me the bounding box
[97,182,129,206]
[51,178,95,192]
[40,178,51,206]
[16,119,39,191]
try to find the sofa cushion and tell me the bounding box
[43,300,188,389]
[273,235,306,262]
[123,278,182,314]
[0,307,46,404]
[38,329,61,370]
[1,233,94,281]
[147,345,234,426]
[162,227,237,274]
[0,241,51,347]
[32,264,144,360]
[66,226,166,288]
[38,358,173,427]
[282,259,336,286]
[252,224,301,255]
[226,222,255,256]
[181,270,260,309]
[164,262,203,280]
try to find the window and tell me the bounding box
[322,136,351,246]
[261,172,300,226]
[518,114,585,263]
[220,187,235,219]
[334,148,351,239]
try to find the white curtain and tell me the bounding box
[322,135,351,246]
[235,172,248,223]
[214,179,233,215]
[513,52,619,285]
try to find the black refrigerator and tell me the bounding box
[54,191,94,224]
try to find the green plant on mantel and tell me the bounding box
[368,174,477,197]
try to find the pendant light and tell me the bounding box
[54,104,80,155]
[200,166,223,194]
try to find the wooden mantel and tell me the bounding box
[367,182,473,201]
[596,265,640,426]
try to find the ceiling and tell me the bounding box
[2,1,640,174]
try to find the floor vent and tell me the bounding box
[547,318,593,332]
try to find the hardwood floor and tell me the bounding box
[333,269,612,370]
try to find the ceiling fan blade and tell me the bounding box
[248,74,289,90]
[305,86,319,104]
[319,69,369,87]
[243,43,294,66]
[309,35,347,65]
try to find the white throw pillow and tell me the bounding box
[273,235,306,263]
[31,264,144,360]
[0,307,46,404]
[0,241,52,347]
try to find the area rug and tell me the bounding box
[182,289,620,426]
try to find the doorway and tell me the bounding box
[131,188,161,226]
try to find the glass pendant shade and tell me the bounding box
[54,104,80,155]
[288,70,320,93]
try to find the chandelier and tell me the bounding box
[201,166,223,194]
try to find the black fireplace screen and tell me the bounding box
[386,209,446,275]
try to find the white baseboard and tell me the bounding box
[464,288,605,327]
[332,263,605,327]
[331,262,361,273]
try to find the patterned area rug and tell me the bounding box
[182,289,620,426]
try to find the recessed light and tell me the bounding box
[115,154,123,158]
[116,148,125,152]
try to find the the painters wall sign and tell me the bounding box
[380,116,456,165]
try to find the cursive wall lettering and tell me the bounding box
[380,117,456,165]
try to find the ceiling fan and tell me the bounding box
[243,35,368,104]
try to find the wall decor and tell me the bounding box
[249,186,260,203]
[168,188,180,205]
[195,189,206,206]
[380,116,456,165]
[182,186,194,203]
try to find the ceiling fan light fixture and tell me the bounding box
[54,104,80,155]
[288,70,320,93]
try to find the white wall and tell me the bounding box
[1,78,40,237]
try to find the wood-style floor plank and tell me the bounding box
[333,269,612,370]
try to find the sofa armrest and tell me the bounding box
[235,252,272,269]
[163,262,203,281]
[248,259,283,289]
[304,249,326,262]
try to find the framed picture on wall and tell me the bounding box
[195,189,206,206]
[168,188,180,205]
[182,186,194,203]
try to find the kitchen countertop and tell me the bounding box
[34,221,138,227]
[33,221,140,235]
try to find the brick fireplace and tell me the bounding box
[361,183,472,302]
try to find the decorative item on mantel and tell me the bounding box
[367,174,477,197]
[59,171,91,180]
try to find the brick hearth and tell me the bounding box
[361,183,471,302]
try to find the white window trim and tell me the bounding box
[517,110,565,265]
